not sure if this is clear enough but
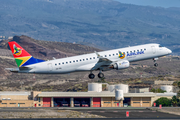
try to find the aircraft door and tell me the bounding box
[151,46,156,54]
[48,63,53,71]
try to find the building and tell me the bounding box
[0,91,176,108]
[0,83,177,107]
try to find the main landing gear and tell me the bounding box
[88,71,104,79]
[153,58,158,67]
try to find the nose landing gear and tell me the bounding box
[153,58,158,67]
[154,63,158,67]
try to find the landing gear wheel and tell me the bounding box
[154,63,158,67]
[89,73,95,79]
[98,72,104,78]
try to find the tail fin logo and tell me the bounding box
[13,44,23,56]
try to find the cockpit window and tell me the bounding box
[159,45,162,47]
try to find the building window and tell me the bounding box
[18,103,25,104]
[104,102,111,103]
[133,102,140,103]
[114,102,119,103]
[39,104,41,106]
[143,102,149,103]
[10,103,16,104]
[1,103,7,104]
[38,98,41,102]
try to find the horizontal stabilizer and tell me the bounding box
[5,68,19,73]
[5,67,32,73]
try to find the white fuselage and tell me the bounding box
[20,43,172,74]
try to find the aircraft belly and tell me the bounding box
[76,63,95,71]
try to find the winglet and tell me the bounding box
[95,51,101,58]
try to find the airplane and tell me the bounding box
[6,41,172,79]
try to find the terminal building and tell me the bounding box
[0,83,177,107]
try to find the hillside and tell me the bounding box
[0,0,180,54]
[0,36,180,92]
[0,35,101,59]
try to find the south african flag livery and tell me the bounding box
[8,41,45,67]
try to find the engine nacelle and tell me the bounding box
[113,60,130,70]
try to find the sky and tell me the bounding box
[115,0,180,8]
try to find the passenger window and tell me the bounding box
[105,55,107,57]
[80,59,82,61]
[144,48,146,51]
[116,53,118,55]
[62,62,64,64]
[86,58,88,60]
[73,61,75,63]
[141,49,143,51]
[123,52,125,54]
[137,50,139,52]
[69,61,71,63]
[134,50,136,52]
[127,52,129,54]
[130,51,132,53]
[83,59,85,61]
[55,64,57,66]
[90,58,92,60]
[66,62,68,64]
[113,54,114,56]
[109,54,111,56]
[76,60,78,62]
[59,63,61,65]
[93,57,95,59]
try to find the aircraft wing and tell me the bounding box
[91,51,113,70]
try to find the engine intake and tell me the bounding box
[113,60,130,70]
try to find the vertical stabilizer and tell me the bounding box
[8,41,45,67]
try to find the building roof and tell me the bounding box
[38,91,156,97]
[0,91,30,95]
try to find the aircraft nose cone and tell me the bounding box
[167,49,172,54]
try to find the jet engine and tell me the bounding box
[112,60,130,70]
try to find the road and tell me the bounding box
[74,109,180,118]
